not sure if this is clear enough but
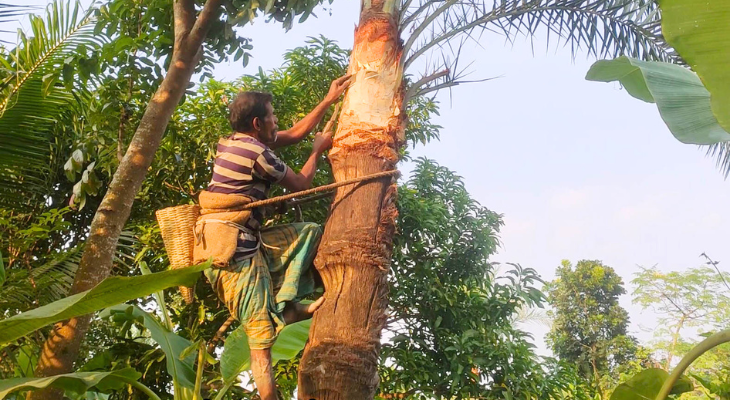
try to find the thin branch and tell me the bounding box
[404,68,449,103]
[416,75,498,97]
[701,252,730,293]
[207,315,235,354]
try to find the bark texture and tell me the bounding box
[298,2,404,399]
[30,2,221,398]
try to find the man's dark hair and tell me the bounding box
[228,91,273,132]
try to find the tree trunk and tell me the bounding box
[298,2,404,399]
[30,2,221,398]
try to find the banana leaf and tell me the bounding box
[0,368,140,400]
[0,262,210,345]
[660,0,730,132]
[101,305,196,389]
[586,56,730,145]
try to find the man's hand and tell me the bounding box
[313,131,333,154]
[324,74,353,104]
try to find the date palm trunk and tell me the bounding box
[30,2,221,399]
[298,1,405,399]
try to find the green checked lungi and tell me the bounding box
[204,222,321,349]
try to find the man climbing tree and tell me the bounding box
[195,75,350,400]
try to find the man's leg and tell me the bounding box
[250,348,277,400]
[282,296,325,325]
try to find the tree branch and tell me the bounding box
[189,0,223,49]
[174,0,196,44]
[207,315,235,354]
[415,75,497,97]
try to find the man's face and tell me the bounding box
[258,102,278,145]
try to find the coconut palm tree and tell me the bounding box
[297,1,678,399]
[0,1,102,211]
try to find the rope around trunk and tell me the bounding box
[241,169,400,210]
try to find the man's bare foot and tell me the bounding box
[283,297,325,325]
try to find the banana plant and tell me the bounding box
[0,262,209,345]
[0,369,159,400]
[0,261,312,399]
[609,330,730,400]
[586,0,730,175]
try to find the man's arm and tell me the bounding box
[279,131,332,192]
[273,74,351,149]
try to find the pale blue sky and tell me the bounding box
[7,1,730,353]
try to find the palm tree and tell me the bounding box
[298,1,677,399]
[0,1,102,211]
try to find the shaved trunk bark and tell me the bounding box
[30,2,221,398]
[298,2,404,399]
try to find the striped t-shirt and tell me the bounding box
[207,133,289,260]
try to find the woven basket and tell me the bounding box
[156,204,201,304]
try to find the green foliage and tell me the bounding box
[379,158,583,399]
[547,260,639,398]
[0,263,209,346]
[660,0,730,133]
[101,305,197,391]
[610,368,692,400]
[0,368,142,400]
[0,250,5,288]
[220,321,311,384]
[632,265,730,370]
[586,57,730,145]
[401,0,678,95]
[0,4,31,24]
[0,0,104,210]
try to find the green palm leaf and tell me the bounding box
[0,231,137,314]
[0,4,33,25]
[0,0,105,210]
[403,0,679,68]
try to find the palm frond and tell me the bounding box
[401,0,679,96]
[0,230,138,315]
[705,143,730,179]
[513,306,552,328]
[0,3,35,24]
[0,0,104,210]
[0,244,81,314]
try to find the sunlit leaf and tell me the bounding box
[0,262,209,345]
[660,0,730,133]
[0,368,140,399]
[586,56,730,145]
[610,368,692,400]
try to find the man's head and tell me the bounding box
[228,91,278,145]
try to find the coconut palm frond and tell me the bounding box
[0,0,105,211]
[0,231,138,314]
[0,244,81,313]
[513,306,552,328]
[0,3,35,25]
